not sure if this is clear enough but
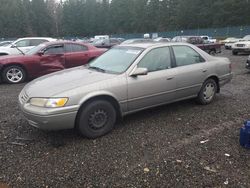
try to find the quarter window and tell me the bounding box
[65,44,88,52]
[138,47,171,72]
[172,46,204,67]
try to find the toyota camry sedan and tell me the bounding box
[19,43,233,138]
[0,41,106,84]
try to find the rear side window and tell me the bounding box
[44,45,64,55]
[30,39,47,46]
[138,47,171,72]
[172,46,205,67]
[65,44,88,52]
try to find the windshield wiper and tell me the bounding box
[88,66,106,73]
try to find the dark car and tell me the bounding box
[172,36,221,55]
[93,38,123,48]
[246,55,250,69]
[0,41,106,84]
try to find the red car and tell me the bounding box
[0,41,106,84]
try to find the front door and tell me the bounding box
[127,46,176,111]
[39,44,65,76]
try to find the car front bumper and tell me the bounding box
[19,96,79,130]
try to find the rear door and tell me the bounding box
[38,44,65,76]
[171,45,208,99]
[64,43,90,68]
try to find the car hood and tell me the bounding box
[24,66,117,97]
[234,41,250,45]
[0,54,28,62]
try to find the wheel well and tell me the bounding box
[75,95,122,127]
[207,76,220,93]
[1,64,28,79]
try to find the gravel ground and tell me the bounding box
[0,49,250,188]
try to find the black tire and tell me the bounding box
[232,51,238,55]
[197,79,217,105]
[76,100,116,138]
[209,50,216,55]
[2,65,26,84]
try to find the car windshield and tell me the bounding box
[88,47,143,74]
[243,35,250,40]
[25,44,46,55]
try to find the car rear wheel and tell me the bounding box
[76,100,116,138]
[209,50,216,55]
[232,51,238,55]
[2,65,26,84]
[197,79,217,105]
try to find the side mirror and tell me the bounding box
[11,44,17,48]
[130,67,148,77]
[37,51,44,56]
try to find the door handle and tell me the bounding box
[167,77,174,80]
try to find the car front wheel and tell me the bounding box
[197,79,217,105]
[76,100,116,138]
[2,65,26,84]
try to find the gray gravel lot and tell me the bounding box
[0,49,250,188]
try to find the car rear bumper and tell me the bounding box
[219,73,233,87]
[232,48,250,53]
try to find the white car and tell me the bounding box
[232,35,250,55]
[200,36,217,43]
[224,38,241,49]
[0,37,56,56]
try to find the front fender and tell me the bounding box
[78,90,119,105]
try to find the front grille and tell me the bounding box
[237,44,245,47]
[19,91,29,104]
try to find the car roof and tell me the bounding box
[41,40,95,48]
[17,37,55,40]
[119,42,190,49]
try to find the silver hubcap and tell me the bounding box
[88,109,108,130]
[203,83,215,101]
[6,68,23,83]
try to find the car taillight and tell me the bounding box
[229,63,232,72]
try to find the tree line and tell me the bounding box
[0,0,250,38]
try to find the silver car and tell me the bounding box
[19,43,233,138]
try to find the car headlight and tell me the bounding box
[29,98,68,108]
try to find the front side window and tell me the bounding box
[138,47,171,72]
[15,40,30,47]
[172,46,204,67]
[44,45,64,55]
